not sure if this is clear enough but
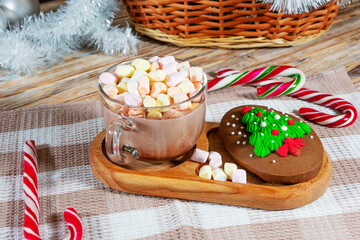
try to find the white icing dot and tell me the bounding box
[251,113,254,115]
[231,132,235,135]
[282,112,285,114]
[285,118,288,120]
[260,122,267,127]
[241,126,244,129]
[298,126,301,128]
[264,117,267,120]
[281,126,288,131]
[310,135,314,139]
[285,133,288,136]
[236,118,239,121]
[236,141,240,144]
[242,141,246,145]
[300,121,303,123]
[274,115,280,120]
[250,154,253,157]
[231,115,235,118]
[252,107,255,109]
[232,124,236,127]
[238,131,242,135]
[285,115,288,117]
[271,140,274,143]
[271,110,274,112]
[244,135,247,138]
[272,160,276,163]
[226,122,230,126]
[273,124,276,127]
[254,122,257,124]
[267,106,271,109]
[261,133,264,136]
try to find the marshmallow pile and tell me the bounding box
[191,149,247,184]
[99,56,205,119]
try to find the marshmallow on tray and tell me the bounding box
[191,148,209,163]
[199,165,212,179]
[232,169,247,184]
[212,168,227,181]
[224,162,237,180]
[209,151,222,169]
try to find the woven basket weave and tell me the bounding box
[123,0,340,48]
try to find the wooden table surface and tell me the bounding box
[0,2,359,111]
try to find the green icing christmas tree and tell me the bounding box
[241,107,311,158]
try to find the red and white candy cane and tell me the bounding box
[208,66,358,127]
[209,66,306,98]
[23,140,83,240]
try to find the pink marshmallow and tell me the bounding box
[232,169,247,184]
[103,84,118,97]
[158,56,175,67]
[189,67,203,83]
[137,75,150,95]
[209,151,222,169]
[189,89,202,102]
[166,72,185,87]
[149,56,160,63]
[150,82,167,98]
[149,61,160,71]
[113,92,128,104]
[167,87,182,98]
[124,93,142,107]
[173,93,190,110]
[162,62,178,75]
[176,61,190,71]
[191,148,209,163]
[179,67,190,78]
[100,72,117,85]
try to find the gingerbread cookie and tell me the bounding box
[219,105,324,184]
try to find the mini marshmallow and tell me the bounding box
[166,72,185,87]
[156,94,171,107]
[149,61,160,71]
[147,110,162,119]
[158,56,176,67]
[209,158,222,170]
[173,93,190,110]
[189,67,203,83]
[232,169,247,184]
[178,79,195,94]
[127,79,139,96]
[224,162,237,180]
[149,56,160,63]
[130,70,148,81]
[100,72,117,85]
[176,61,190,71]
[103,84,118,97]
[113,92,128,104]
[143,96,156,107]
[120,77,131,83]
[148,70,167,82]
[116,64,135,78]
[167,87,182,98]
[189,89,202,102]
[124,93,142,107]
[128,109,145,118]
[179,67,190,78]
[162,62,177,75]
[136,75,150,95]
[131,58,150,71]
[191,148,209,163]
[188,103,201,111]
[212,168,227,181]
[162,109,182,119]
[116,82,127,94]
[150,82,167,98]
[199,165,212,179]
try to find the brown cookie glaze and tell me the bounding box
[219,105,324,184]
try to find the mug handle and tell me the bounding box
[105,119,139,165]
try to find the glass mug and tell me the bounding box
[99,61,207,164]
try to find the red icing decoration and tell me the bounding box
[276,144,289,157]
[277,137,304,157]
[287,120,295,125]
[271,129,279,136]
[294,137,305,146]
[256,112,263,117]
[241,106,252,115]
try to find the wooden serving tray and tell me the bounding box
[90,122,332,210]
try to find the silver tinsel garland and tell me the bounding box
[0,0,138,74]
[262,0,359,14]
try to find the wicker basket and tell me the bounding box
[123,0,340,48]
